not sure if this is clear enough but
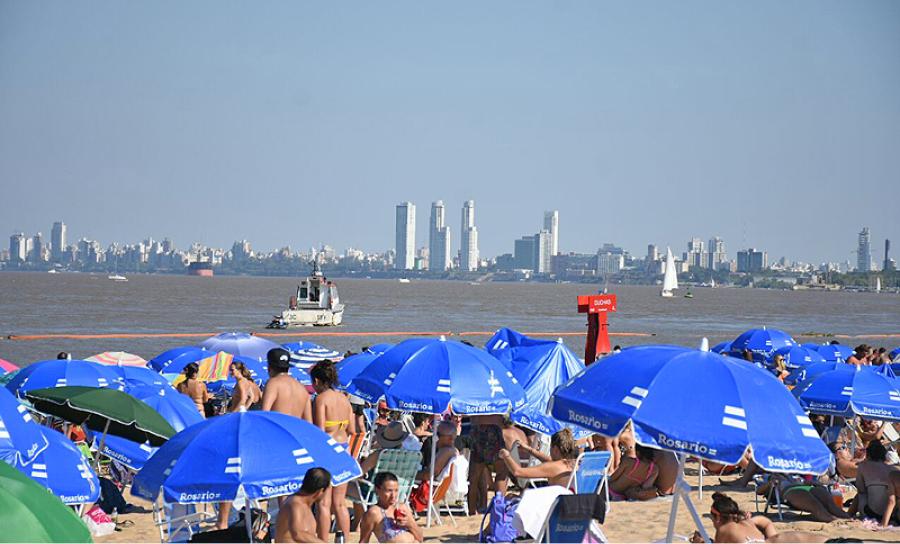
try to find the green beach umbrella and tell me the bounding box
[25,386,176,447]
[0,460,92,542]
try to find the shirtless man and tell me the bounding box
[359,472,423,543]
[275,467,331,543]
[176,362,209,418]
[261,348,312,422]
[691,492,826,543]
[416,421,459,482]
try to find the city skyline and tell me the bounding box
[1,2,898,264]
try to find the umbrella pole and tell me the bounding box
[426,414,438,528]
[94,420,111,472]
[245,503,254,543]
[666,454,711,543]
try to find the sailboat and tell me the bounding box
[875,276,882,293]
[660,247,678,297]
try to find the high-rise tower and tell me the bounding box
[429,201,451,271]
[460,200,479,271]
[395,202,416,270]
[543,210,559,256]
[857,227,871,272]
[51,221,66,262]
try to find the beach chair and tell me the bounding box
[346,431,370,460]
[351,449,423,509]
[752,475,805,521]
[569,451,612,496]
[536,494,607,543]
[153,501,216,542]
[510,443,547,489]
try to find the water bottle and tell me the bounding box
[335,530,345,543]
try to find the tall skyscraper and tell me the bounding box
[686,237,704,269]
[535,230,552,274]
[395,202,416,270]
[543,210,559,256]
[857,227,871,272]
[429,200,451,271]
[885,239,895,272]
[460,200,479,271]
[514,236,537,270]
[737,248,767,273]
[707,237,726,270]
[51,221,66,262]
[29,232,44,263]
[8,233,26,262]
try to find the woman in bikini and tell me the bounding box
[175,362,209,418]
[608,444,659,500]
[227,362,262,412]
[311,360,356,541]
[359,472,423,543]
[690,492,826,543]
[498,428,580,488]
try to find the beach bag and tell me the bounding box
[83,505,116,537]
[410,480,431,513]
[479,494,520,543]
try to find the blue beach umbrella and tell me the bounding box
[350,337,527,415]
[771,345,827,370]
[148,347,211,373]
[729,328,796,362]
[710,341,732,354]
[804,343,853,363]
[6,360,121,397]
[366,343,394,355]
[485,327,544,356]
[0,387,48,466]
[106,365,169,389]
[550,345,831,473]
[785,361,845,387]
[496,335,586,436]
[889,347,900,362]
[90,384,204,471]
[283,341,341,370]
[132,411,361,504]
[549,344,831,543]
[793,364,900,420]
[200,332,281,362]
[335,352,378,390]
[13,427,99,505]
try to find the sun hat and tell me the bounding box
[375,421,410,449]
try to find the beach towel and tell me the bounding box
[513,485,573,539]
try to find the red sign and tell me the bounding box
[577,294,617,314]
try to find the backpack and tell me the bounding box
[479,494,520,543]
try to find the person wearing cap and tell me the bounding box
[261,348,312,422]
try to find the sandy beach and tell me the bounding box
[98,467,897,543]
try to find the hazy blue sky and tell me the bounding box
[1,1,898,263]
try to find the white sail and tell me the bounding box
[876,276,882,293]
[661,247,678,297]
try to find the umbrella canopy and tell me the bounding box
[168,351,235,387]
[132,411,362,504]
[0,359,19,374]
[793,364,900,420]
[550,345,832,474]
[804,343,854,363]
[350,337,527,415]
[283,341,342,370]
[107,365,169,389]
[0,387,48,466]
[366,343,394,355]
[13,426,99,505]
[496,335,585,435]
[25,386,176,447]
[729,327,796,362]
[6,359,121,396]
[335,352,378,390]
[87,351,148,367]
[90,384,204,470]
[148,346,212,372]
[785,361,845,387]
[485,327,544,355]
[0,461,92,542]
[771,345,827,369]
[710,341,732,354]
[889,347,900,362]
[200,332,281,361]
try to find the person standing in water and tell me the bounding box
[310,360,355,542]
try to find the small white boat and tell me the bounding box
[47,269,59,274]
[398,278,411,283]
[108,274,128,282]
[660,247,678,297]
[267,262,343,327]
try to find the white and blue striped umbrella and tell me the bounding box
[350,337,526,415]
[793,364,900,421]
[282,341,341,370]
[803,343,854,364]
[550,345,832,474]
[200,332,281,362]
[132,411,361,504]
[5,360,121,397]
[147,347,211,373]
[13,427,99,505]
[729,327,796,362]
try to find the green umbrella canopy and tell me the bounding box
[0,461,92,543]
[25,386,176,447]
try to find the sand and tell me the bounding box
[97,467,900,543]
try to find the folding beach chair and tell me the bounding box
[568,451,611,512]
[536,494,607,543]
[752,475,806,521]
[346,431,370,460]
[351,449,423,509]
[153,501,216,542]
[510,443,547,489]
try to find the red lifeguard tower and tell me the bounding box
[577,293,617,364]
